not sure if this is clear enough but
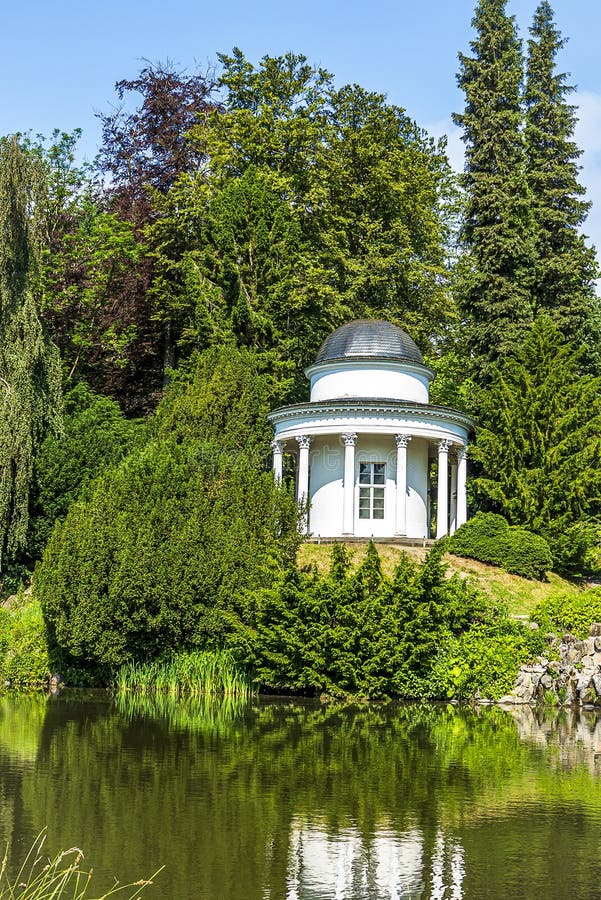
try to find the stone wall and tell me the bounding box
[500,623,601,706]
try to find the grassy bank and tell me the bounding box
[297,541,582,617]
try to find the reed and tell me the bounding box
[0,832,159,899]
[113,649,254,699]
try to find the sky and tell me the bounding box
[2,0,601,254]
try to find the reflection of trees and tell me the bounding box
[0,694,47,862]
[0,694,600,898]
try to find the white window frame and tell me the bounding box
[358,462,386,520]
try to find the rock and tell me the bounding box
[590,623,601,637]
[577,675,592,698]
[581,687,597,706]
[593,673,601,696]
[541,674,553,690]
[594,637,601,653]
[527,621,539,631]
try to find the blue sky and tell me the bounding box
[3,1,601,253]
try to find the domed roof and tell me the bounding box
[315,320,424,366]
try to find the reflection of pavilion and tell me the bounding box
[284,819,464,899]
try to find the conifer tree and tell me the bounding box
[525,1,601,368]
[471,316,601,575]
[454,0,535,378]
[0,138,62,570]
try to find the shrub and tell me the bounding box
[431,625,530,700]
[35,347,300,675]
[449,512,553,579]
[0,596,50,686]
[532,589,601,639]
[29,383,144,559]
[229,541,500,698]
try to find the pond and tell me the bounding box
[0,692,600,899]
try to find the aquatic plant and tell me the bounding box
[113,649,254,699]
[0,831,158,898]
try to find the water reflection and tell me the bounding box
[285,822,465,900]
[0,693,600,899]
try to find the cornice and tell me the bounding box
[304,357,436,382]
[268,398,475,431]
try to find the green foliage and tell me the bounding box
[29,383,144,558]
[151,50,455,397]
[0,596,50,686]
[431,624,531,700]
[454,0,535,378]
[35,346,300,674]
[525,2,601,371]
[0,138,63,570]
[114,650,253,698]
[532,589,601,639]
[471,317,601,575]
[450,512,553,579]
[228,541,499,698]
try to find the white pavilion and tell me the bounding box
[268,320,473,540]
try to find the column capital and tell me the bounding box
[395,433,412,449]
[341,432,358,447]
[296,434,312,450]
[437,439,451,453]
[456,443,468,461]
[271,439,285,454]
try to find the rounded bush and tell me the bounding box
[450,512,553,580]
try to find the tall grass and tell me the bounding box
[113,649,254,699]
[0,832,159,899]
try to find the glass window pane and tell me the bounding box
[359,464,371,484]
[359,507,370,519]
[373,508,385,519]
[374,488,385,501]
[359,488,370,501]
[373,473,385,485]
[373,498,385,509]
[374,463,385,476]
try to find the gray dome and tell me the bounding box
[315,320,424,366]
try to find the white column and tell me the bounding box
[395,434,411,536]
[456,445,468,528]
[449,452,458,536]
[271,440,285,485]
[436,439,451,539]
[341,432,357,535]
[296,435,312,533]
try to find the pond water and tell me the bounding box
[0,693,600,899]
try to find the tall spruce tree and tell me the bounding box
[454,0,535,378]
[0,138,62,570]
[471,316,601,575]
[525,2,601,369]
